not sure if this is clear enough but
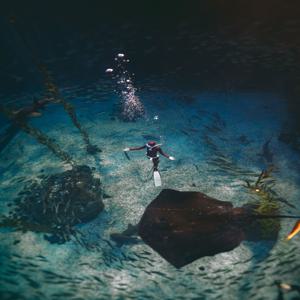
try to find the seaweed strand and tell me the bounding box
[0,105,74,165]
[9,16,101,155]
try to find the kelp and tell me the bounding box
[7,16,101,155]
[0,105,74,164]
[244,167,297,239]
[37,62,101,155]
[244,167,296,210]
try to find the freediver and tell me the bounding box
[123,141,175,171]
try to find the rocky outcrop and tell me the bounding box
[4,165,104,243]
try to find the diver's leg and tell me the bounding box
[153,157,159,171]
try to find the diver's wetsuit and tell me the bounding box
[129,143,170,171]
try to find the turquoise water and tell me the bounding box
[0,84,300,299]
[1,2,300,297]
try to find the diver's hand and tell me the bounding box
[169,156,175,160]
[123,148,130,152]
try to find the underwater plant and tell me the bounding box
[0,105,74,164]
[37,63,101,155]
[244,167,295,210]
[6,16,101,155]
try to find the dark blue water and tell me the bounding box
[1,2,300,299]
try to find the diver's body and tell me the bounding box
[124,141,175,171]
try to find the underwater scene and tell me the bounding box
[0,1,300,299]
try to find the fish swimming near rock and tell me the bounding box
[1,165,104,243]
[114,189,299,268]
[110,224,140,246]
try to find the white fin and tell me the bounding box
[153,171,162,187]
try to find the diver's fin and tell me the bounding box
[286,220,300,240]
[153,171,162,187]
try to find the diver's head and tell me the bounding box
[148,141,156,146]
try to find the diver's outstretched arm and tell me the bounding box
[158,147,175,160]
[124,145,146,151]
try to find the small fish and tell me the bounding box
[189,128,200,133]
[29,111,42,117]
[110,233,140,246]
[180,129,190,136]
[124,151,131,160]
[276,197,296,209]
[237,135,250,145]
[262,138,273,163]
[103,193,112,199]
[286,220,300,240]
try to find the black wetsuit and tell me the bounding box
[129,143,170,171]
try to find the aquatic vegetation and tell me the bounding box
[209,153,256,177]
[37,63,101,155]
[0,71,100,159]
[244,167,295,210]
[1,165,103,243]
[0,6,299,299]
[196,112,252,177]
[243,167,299,239]
[244,168,274,194]
[0,105,74,164]
[0,75,100,159]
[0,98,51,153]
[7,16,100,155]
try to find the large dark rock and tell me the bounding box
[6,165,104,243]
[138,189,280,268]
